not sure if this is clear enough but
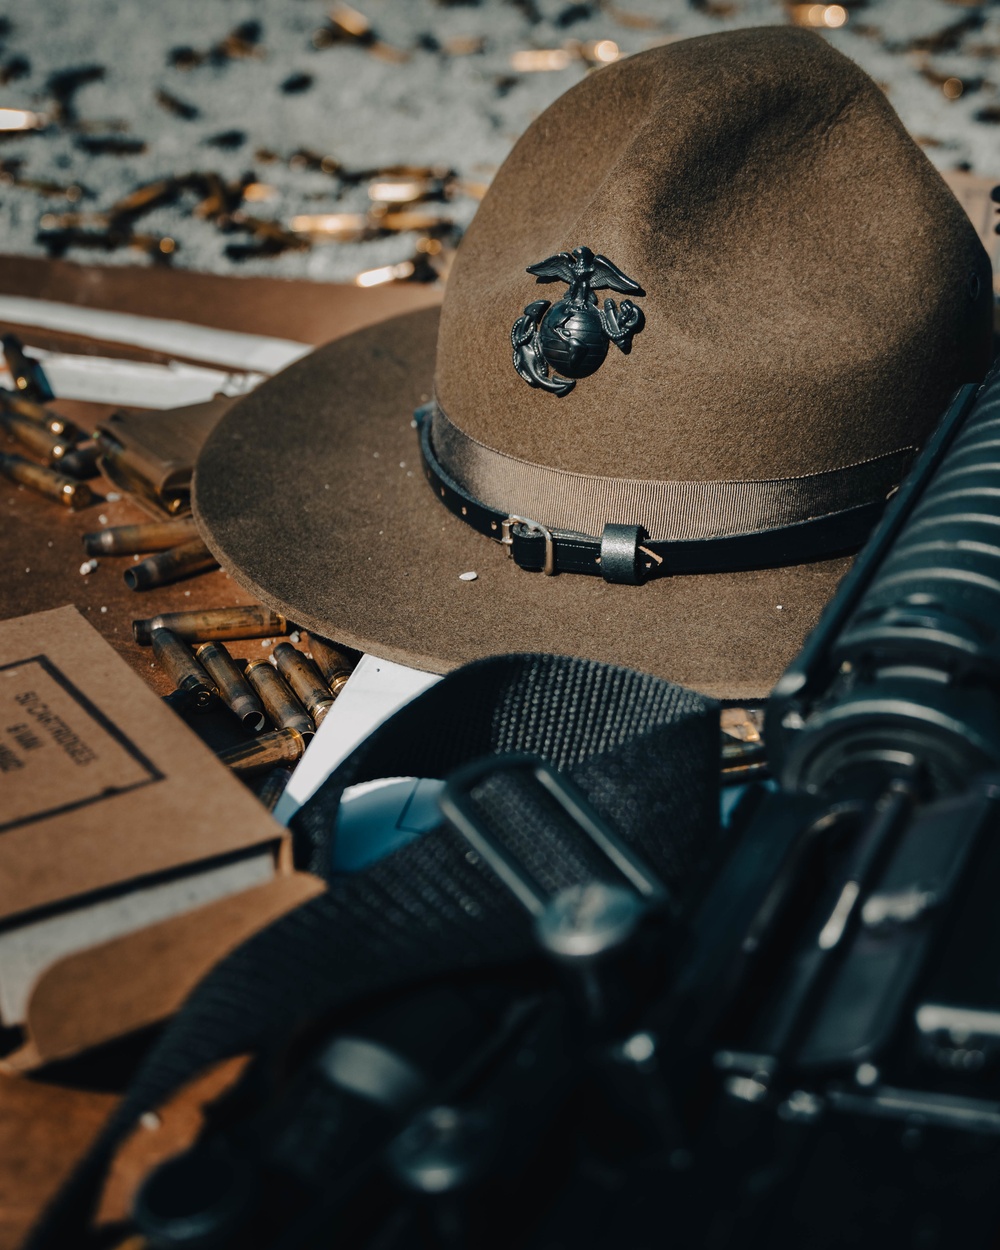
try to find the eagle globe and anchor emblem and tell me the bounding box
[511,245,645,396]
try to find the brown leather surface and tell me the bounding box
[95,1056,251,1231]
[0,1056,249,1250]
[0,1075,117,1250]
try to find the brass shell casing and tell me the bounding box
[0,408,98,479]
[151,628,219,709]
[306,633,356,695]
[216,728,306,775]
[0,407,69,462]
[271,643,336,725]
[123,538,219,591]
[84,516,201,556]
[0,450,93,508]
[196,642,266,732]
[245,659,314,739]
[0,387,83,440]
[133,606,288,647]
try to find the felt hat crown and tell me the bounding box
[194,26,993,699]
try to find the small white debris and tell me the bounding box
[100,605,107,613]
[261,638,272,647]
[46,540,53,548]
[459,571,478,582]
[399,461,406,469]
[106,492,121,502]
[621,1031,656,1064]
[24,567,30,573]
[776,604,783,611]
[80,559,98,575]
[140,1111,161,1131]
[133,554,140,561]
[289,631,301,643]
[98,513,108,525]
[184,590,191,596]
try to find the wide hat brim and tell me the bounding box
[193,307,853,701]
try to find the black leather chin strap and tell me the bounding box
[418,409,897,584]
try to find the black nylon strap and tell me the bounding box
[28,653,719,1249]
[419,411,894,579]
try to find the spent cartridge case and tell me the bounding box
[0,407,69,459]
[133,606,288,647]
[306,634,356,695]
[256,765,294,812]
[0,388,83,439]
[272,643,337,726]
[2,333,54,402]
[0,450,93,507]
[245,659,314,739]
[216,728,306,775]
[195,642,266,732]
[0,408,98,479]
[84,516,200,556]
[151,629,218,709]
[123,538,219,591]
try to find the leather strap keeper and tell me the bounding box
[600,524,645,585]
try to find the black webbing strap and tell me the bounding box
[28,653,719,1247]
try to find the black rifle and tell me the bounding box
[131,366,1000,1250]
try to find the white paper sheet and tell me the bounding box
[0,295,311,373]
[273,655,441,825]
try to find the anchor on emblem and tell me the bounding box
[511,245,645,397]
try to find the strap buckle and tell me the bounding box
[500,515,556,575]
[439,754,671,920]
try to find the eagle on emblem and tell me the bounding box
[511,245,645,397]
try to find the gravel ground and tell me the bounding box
[0,0,997,282]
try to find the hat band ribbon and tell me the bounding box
[419,401,914,582]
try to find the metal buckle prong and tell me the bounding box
[500,515,556,575]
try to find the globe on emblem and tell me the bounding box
[511,247,644,395]
[537,301,609,379]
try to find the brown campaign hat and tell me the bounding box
[193,27,993,700]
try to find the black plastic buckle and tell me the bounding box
[439,754,671,920]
